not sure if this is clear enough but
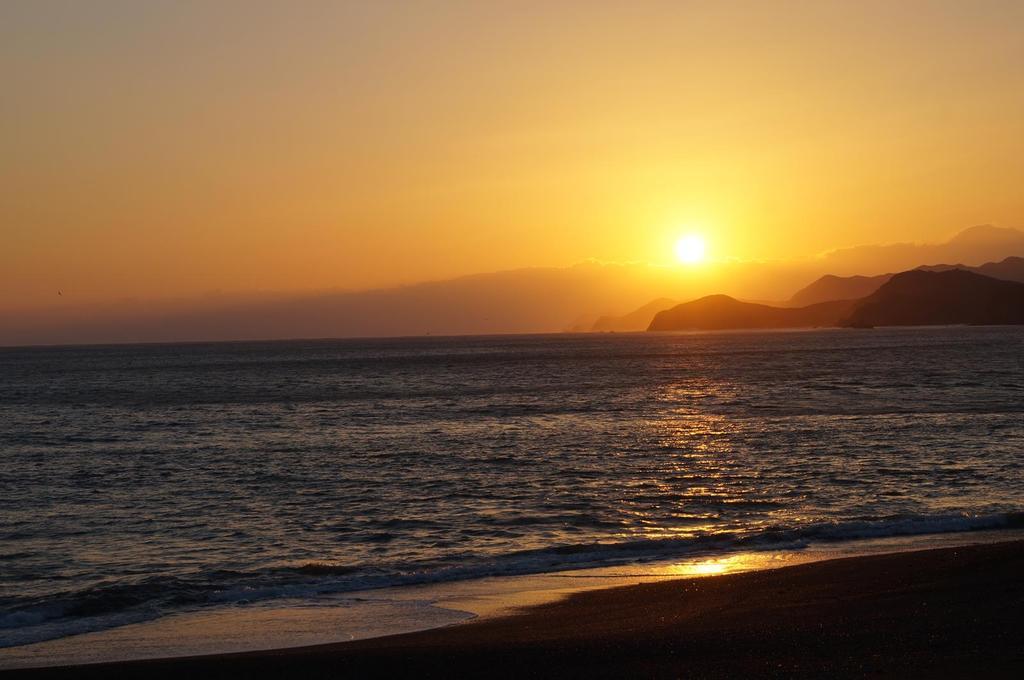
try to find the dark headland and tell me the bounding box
[11,541,1024,679]
[647,295,856,331]
[649,269,1024,331]
[844,268,1024,328]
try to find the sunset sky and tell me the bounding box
[3,0,1024,309]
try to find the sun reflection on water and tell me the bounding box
[666,552,790,577]
[685,561,728,575]
[669,557,735,576]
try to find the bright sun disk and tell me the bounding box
[674,234,707,264]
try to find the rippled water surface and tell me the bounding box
[2,327,1023,646]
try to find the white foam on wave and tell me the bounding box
[2,509,1021,654]
[5,525,1024,671]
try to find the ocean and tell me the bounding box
[2,326,1023,652]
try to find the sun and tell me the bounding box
[674,234,706,264]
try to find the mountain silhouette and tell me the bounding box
[651,268,1024,331]
[788,255,1024,306]
[840,270,1024,328]
[648,296,855,331]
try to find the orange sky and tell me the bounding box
[3,1,1024,309]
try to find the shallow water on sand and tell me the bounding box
[2,326,1023,650]
[4,528,1022,669]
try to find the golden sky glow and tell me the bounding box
[3,1,1024,308]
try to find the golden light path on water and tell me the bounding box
[666,553,776,577]
[609,408,757,545]
[608,390,838,550]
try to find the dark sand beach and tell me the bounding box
[11,540,1023,679]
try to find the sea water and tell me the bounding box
[2,327,1023,652]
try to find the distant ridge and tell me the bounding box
[840,270,1024,328]
[590,298,677,332]
[819,224,1024,276]
[787,273,892,307]
[918,255,1024,282]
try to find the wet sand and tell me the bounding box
[10,540,1024,678]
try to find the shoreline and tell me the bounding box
[8,539,1024,678]
[4,527,1022,669]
